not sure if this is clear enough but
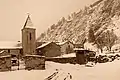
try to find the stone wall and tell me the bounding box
[0,55,11,72]
[46,57,76,64]
[24,55,45,70]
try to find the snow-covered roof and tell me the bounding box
[0,41,22,49]
[52,53,76,58]
[56,41,67,45]
[37,42,52,49]
[60,53,76,58]
[0,50,5,54]
[56,41,73,45]
[23,14,35,29]
[25,55,45,58]
[74,48,85,51]
[0,55,11,58]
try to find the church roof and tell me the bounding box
[37,42,52,49]
[23,14,35,29]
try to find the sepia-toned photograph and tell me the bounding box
[0,0,120,80]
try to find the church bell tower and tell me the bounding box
[22,14,36,55]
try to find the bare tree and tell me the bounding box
[104,30,117,51]
[95,30,117,53]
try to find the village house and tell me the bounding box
[0,41,23,57]
[0,41,23,71]
[56,41,74,55]
[36,42,61,57]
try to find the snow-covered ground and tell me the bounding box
[0,60,120,80]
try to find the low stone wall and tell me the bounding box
[24,55,45,70]
[0,55,11,72]
[46,57,76,64]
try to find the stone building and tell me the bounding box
[56,41,74,55]
[37,42,61,57]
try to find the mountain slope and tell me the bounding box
[37,0,120,44]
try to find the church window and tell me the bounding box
[30,33,32,40]
[8,49,10,53]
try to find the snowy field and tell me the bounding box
[0,60,120,80]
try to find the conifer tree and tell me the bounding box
[88,28,95,43]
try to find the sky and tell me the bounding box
[0,0,96,41]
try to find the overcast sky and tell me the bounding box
[0,0,96,41]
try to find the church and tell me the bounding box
[0,14,36,57]
[22,14,61,57]
[0,14,62,58]
[22,14,36,56]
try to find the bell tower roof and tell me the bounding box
[23,14,34,29]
